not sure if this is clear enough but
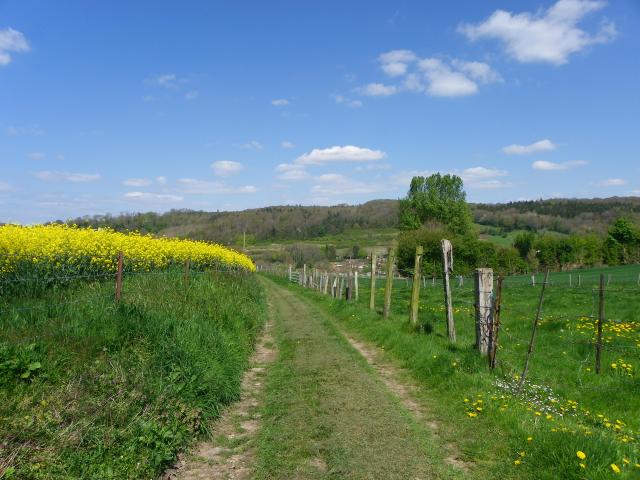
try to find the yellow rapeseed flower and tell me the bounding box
[610,464,621,474]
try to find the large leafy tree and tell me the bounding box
[398,173,473,235]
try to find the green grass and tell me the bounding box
[0,270,267,479]
[269,263,640,479]
[253,278,456,479]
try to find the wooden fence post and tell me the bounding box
[303,264,307,287]
[489,276,503,370]
[184,258,190,286]
[474,268,493,355]
[115,251,123,303]
[289,264,292,281]
[441,239,456,342]
[409,246,423,326]
[531,274,535,287]
[354,270,359,302]
[383,248,395,318]
[518,270,550,390]
[369,253,377,310]
[595,274,605,374]
[346,269,352,301]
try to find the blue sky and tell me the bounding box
[1,0,639,223]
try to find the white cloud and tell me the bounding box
[361,50,501,98]
[177,178,257,194]
[630,190,640,196]
[532,160,567,171]
[34,171,101,182]
[451,60,503,84]
[391,169,433,187]
[295,145,387,165]
[123,178,153,187]
[281,140,295,149]
[458,0,617,65]
[26,152,45,161]
[333,94,363,108]
[271,98,289,106]
[417,58,479,97]
[184,90,199,101]
[461,166,511,188]
[379,49,418,77]
[240,140,263,150]
[124,192,183,202]
[532,159,588,170]
[0,28,30,66]
[502,139,556,155]
[358,83,398,96]
[315,173,347,183]
[211,160,243,177]
[599,178,627,187]
[275,163,309,181]
[156,176,167,185]
[0,181,13,192]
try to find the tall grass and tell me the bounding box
[0,270,266,479]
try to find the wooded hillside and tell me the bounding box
[67,197,640,245]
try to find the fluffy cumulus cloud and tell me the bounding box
[0,28,30,66]
[502,139,556,155]
[34,171,101,182]
[360,49,502,98]
[532,159,587,170]
[295,145,387,165]
[211,160,243,177]
[458,0,617,65]
[177,178,256,194]
[281,140,295,149]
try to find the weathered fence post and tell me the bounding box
[409,246,423,326]
[489,276,503,370]
[324,272,329,295]
[441,239,456,342]
[303,264,307,287]
[531,274,535,287]
[339,274,345,299]
[369,253,377,310]
[332,275,338,298]
[184,258,190,286]
[474,268,493,355]
[518,270,550,390]
[115,251,124,303]
[595,273,605,373]
[354,270,359,302]
[383,248,395,318]
[288,264,292,282]
[346,269,352,301]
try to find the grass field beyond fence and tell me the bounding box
[271,263,640,478]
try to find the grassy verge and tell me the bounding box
[0,270,266,479]
[268,271,640,479]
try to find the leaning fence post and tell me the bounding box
[115,251,124,303]
[595,274,605,374]
[489,276,503,370]
[441,239,456,342]
[409,245,423,326]
[518,270,550,390]
[474,268,493,355]
[383,248,395,318]
[369,253,377,310]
